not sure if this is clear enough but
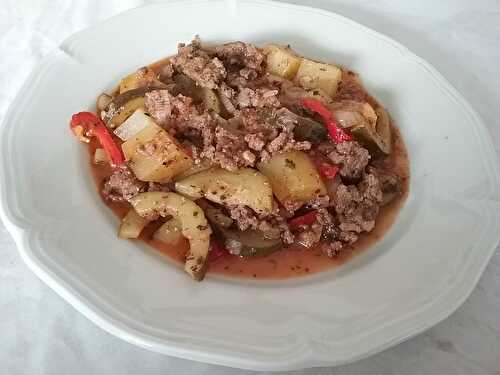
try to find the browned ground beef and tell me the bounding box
[103,165,146,202]
[171,38,226,89]
[115,38,397,256]
[215,41,264,71]
[327,141,370,181]
[227,204,294,245]
[334,173,382,234]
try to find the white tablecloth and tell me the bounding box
[1,1,500,374]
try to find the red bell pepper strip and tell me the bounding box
[299,98,353,144]
[70,112,125,166]
[317,162,339,179]
[288,210,318,230]
[208,238,229,263]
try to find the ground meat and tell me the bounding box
[241,107,311,159]
[334,172,382,235]
[145,90,171,125]
[244,133,266,151]
[240,67,259,80]
[227,205,294,244]
[215,41,264,71]
[186,107,310,171]
[218,82,237,112]
[292,208,333,248]
[308,194,330,209]
[158,64,175,82]
[211,125,250,170]
[102,165,146,202]
[171,38,226,89]
[236,87,280,108]
[327,141,370,181]
[296,223,323,248]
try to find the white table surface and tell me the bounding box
[1,0,500,374]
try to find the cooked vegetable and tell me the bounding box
[257,151,327,208]
[114,108,154,141]
[122,120,193,182]
[263,44,302,79]
[328,101,391,154]
[204,205,233,229]
[119,67,157,93]
[173,74,221,113]
[118,209,150,238]
[222,229,283,257]
[96,93,112,112]
[280,85,332,108]
[70,112,125,166]
[295,58,342,97]
[293,115,328,143]
[153,218,184,245]
[299,98,353,143]
[93,148,108,164]
[374,106,392,154]
[348,108,391,154]
[104,86,160,128]
[175,168,274,214]
[130,192,212,280]
[288,210,317,230]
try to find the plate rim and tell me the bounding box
[1,0,499,371]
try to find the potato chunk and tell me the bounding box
[175,168,274,214]
[263,44,302,79]
[122,121,192,182]
[295,58,342,96]
[257,151,326,209]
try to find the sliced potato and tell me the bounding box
[263,44,302,79]
[118,209,150,239]
[295,58,342,97]
[153,218,184,245]
[114,108,154,141]
[122,120,193,182]
[119,67,157,94]
[130,192,212,280]
[257,151,326,209]
[175,168,274,214]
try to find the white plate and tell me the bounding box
[1,0,499,371]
